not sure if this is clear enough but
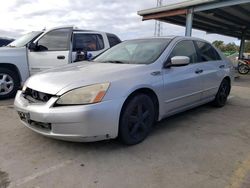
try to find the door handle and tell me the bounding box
[57,55,65,60]
[219,65,225,69]
[195,69,203,74]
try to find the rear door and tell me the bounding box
[194,41,225,100]
[28,27,72,75]
[107,33,121,48]
[162,40,203,113]
[71,32,108,62]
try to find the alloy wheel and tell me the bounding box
[128,103,151,139]
[0,73,14,95]
[218,81,230,105]
[238,64,249,74]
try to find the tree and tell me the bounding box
[224,42,239,52]
[245,41,250,53]
[212,40,239,55]
[212,40,224,49]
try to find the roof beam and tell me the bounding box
[235,5,250,15]
[194,0,250,12]
[193,14,242,31]
[212,9,250,29]
[142,9,187,21]
[164,17,243,38]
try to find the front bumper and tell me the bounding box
[14,91,124,142]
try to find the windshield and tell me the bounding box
[8,31,43,47]
[94,38,171,64]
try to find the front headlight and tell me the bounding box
[22,85,27,92]
[56,83,110,105]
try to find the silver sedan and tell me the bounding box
[14,37,234,145]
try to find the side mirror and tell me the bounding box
[28,42,37,51]
[171,56,190,66]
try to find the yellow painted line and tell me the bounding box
[226,156,250,188]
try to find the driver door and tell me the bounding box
[28,27,72,75]
[163,40,203,114]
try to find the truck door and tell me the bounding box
[71,32,108,62]
[28,27,72,75]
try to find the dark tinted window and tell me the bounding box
[195,41,221,62]
[37,28,71,51]
[0,39,13,47]
[169,40,198,63]
[107,34,121,47]
[73,33,104,51]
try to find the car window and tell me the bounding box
[94,38,171,64]
[37,28,71,51]
[73,33,104,52]
[195,41,221,62]
[169,40,198,64]
[107,34,121,47]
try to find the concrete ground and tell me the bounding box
[1,75,250,188]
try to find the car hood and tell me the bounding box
[0,46,25,57]
[25,61,144,95]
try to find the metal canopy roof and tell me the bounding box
[138,0,250,40]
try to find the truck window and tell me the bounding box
[37,28,71,51]
[73,33,104,51]
[107,34,121,47]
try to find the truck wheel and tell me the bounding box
[0,68,20,99]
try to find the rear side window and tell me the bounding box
[73,33,104,51]
[169,40,198,63]
[107,34,121,47]
[195,41,221,62]
[37,28,71,51]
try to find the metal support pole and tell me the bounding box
[185,8,193,36]
[239,31,246,59]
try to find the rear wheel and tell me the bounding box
[119,94,155,145]
[238,64,249,74]
[0,68,20,99]
[213,79,231,107]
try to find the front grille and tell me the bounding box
[30,120,51,132]
[23,88,53,103]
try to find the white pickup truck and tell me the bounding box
[0,26,121,99]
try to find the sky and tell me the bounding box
[0,0,240,44]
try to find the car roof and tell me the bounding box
[125,36,211,43]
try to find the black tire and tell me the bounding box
[119,94,155,145]
[238,64,249,74]
[213,79,231,107]
[0,68,20,100]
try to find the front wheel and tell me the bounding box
[0,68,20,100]
[119,94,155,145]
[238,64,249,74]
[212,79,231,107]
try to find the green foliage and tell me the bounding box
[212,40,239,54]
[245,41,250,53]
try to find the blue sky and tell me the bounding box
[0,0,240,44]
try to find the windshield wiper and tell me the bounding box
[102,60,126,64]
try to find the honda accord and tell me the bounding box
[14,37,234,145]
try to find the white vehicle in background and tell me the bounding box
[0,26,121,99]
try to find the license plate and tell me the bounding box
[18,111,30,123]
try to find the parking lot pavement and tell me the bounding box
[1,76,250,188]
